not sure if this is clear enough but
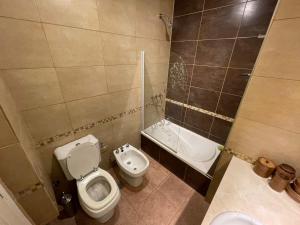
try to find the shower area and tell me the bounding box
[141,0,278,194]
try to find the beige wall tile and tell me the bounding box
[255,19,300,80]
[0,77,24,139]
[160,0,174,18]
[56,66,107,101]
[2,68,63,110]
[18,187,58,225]
[37,0,99,30]
[0,144,39,193]
[44,24,104,67]
[101,33,136,65]
[0,18,52,69]
[74,123,114,151]
[227,117,300,172]
[112,113,141,148]
[22,104,72,140]
[275,0,300,19]
[109,88,141,115]
[98,0,136,35]
[145,63,169,86]
[0,108,18,148]
[0,0,40,21]
[238,76,300,133]
[106,65,140,92]
[137,38,171,64]
[136,0,165,40]
[66,95,110,128]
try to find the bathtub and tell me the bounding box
[141,119,221,178]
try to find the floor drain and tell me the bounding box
[134,168,137,170]
[127,161,131,165]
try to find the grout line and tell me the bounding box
[182,1,205,125]
[171,35,259,42]
[207,2,248,136]
[174,1,247,19]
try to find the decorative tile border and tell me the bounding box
[16,182,44,199]
[219,146,255,164]
[166,98,235,122]
[35,105,150,148]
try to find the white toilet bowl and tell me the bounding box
[114,144,149,187]
[77,168,120,223]
[54,135,120,223]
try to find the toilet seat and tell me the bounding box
[77,168,119,211]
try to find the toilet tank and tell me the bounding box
[54,135,100,180]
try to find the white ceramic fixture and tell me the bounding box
[114,144,149,187]
[210,212,263,225]
[54,135,120,223]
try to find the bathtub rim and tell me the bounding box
[141,129,220,180]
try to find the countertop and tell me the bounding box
[201,157,300,225]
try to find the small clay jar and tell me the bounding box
[294,178,300,195]
[253,157,276,178]
[269,164,296,192]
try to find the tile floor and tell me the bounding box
[49,153,209,225]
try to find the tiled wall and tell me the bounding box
[165,0,277,144]
[0,0,173,180]
[227,0,300,172]
[0,77,58,224]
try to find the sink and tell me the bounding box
[210,212,263,225]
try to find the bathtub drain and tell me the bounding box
[127,161,131,165]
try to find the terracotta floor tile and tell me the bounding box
[74,196,139,225]
[158,175,193,207]
[49,217,77,225]
[145,161,171,188]
[169,192,209,225]
[121,179,156,211]
[139,189,178,225]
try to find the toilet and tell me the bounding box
[114,144,149,187]
[54,135,120,223]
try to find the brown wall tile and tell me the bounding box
[172,13,202,41]
[170,41,197,64]
[184,109,213,132]
[199,4,244,39]
[188,87,219,111]
[230,37,263,69]
[216,93,241,118]
[222,68,251,96]
[196,39,235,66]
[204,0,246,10]
[174,0,204,16]
[210,118,232,141]
[239,0,277,37]
[192,66,226,91]
[165,102,184,121]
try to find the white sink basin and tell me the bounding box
[210,212,263,225]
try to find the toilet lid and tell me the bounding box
[67,142,100,180]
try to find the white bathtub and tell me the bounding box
[141,119,221,178]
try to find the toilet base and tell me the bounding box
[97,208,115,223]
[120,169,143,187]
